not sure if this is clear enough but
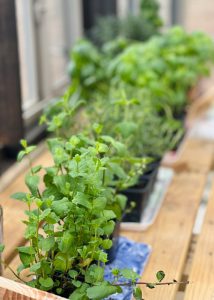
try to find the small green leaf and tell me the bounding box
[103,210,116,220]
[56,288,62,295]
[19,252,33,267]
[17,263,26,275]
[85,265,104,284]
[72,280,82,288]
[156,270,165,282]
[146,283,156,289]
[103,220,115,235]
[98,251,108,263]
[87,283,122,300]
[25,174,39,196]
[93,123,103,134]
[26,145,36,154]
[96,142,109,153]
[20,139,27,148]
[51,198,70,217]
[38,236,55,252]
[17,150,26,162]
[68,270,78,279]
[30,262,41,273]
[111,268,120,276]
[120,269,140,281]
[0,244,5,253]
[11,192,27,202]
[93,197,107,211]
[53,253,67,272]
[133,287,142,300]
[69,283,89,300]
[31,165,42,174]
[39,277,54,289]
[73,192,91,209]
[58,232,74,253]
[102,239,112,250]
[17,246,35,255]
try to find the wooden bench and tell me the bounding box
[1,135,214,299]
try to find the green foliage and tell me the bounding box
[109,27,214,114]
[41,86,85,137]
[86,89,183,158]
[17,139,36,162]
[89,0,162,47]
[11,132,146,299]
[67,40,108,101]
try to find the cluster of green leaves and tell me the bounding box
[9,133,145,299]
[48,27,214,160]
[67,40,108,101]
[89,0,162,47]
[85,88,183,158]
[109,27,214,114]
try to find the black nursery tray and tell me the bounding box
[121,161,160,223]
[121,167,173,228]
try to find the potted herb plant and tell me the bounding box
[0,138,185,299]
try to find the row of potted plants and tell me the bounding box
[43,27,214,222]
[2,25,214,299]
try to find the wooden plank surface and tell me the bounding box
[0,149,52,264]
[176,138,214,174]
[122,173,206,300]
[184,180,214,300]
[0,276,65,300]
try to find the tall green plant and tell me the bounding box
[109,27,214,114]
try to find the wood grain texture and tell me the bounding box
[176,138,214,174]
[0,149,52,264]
[0,276,65,300]
[122,173,206,300]
[187,85,214,126]
[184,181,214,300]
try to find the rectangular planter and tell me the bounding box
[0,276,66,299]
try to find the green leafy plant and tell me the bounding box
[89,0,162,48]
[109,27,214,114]
[67,40,108,101]
[9,138,133,298]
[86,89,183,159]
[0,140,189,299]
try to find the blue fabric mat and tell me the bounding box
[104,236,151,300]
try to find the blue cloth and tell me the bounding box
[104,236,151,300]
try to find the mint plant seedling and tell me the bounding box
[1,136,145,299]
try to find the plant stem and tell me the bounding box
[1,260,26,284]
[113,280,189,287]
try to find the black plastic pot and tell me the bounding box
[121,158,161,222]
[121,179,152,222]
[106,221,120,264]
[173,110,186,123]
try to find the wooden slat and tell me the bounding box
[184,180,214,300]
[0,276,65,300]
[187,85,214,126]
[0,149,52,264]
[176,138,214,174]
[122,173,206,300]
